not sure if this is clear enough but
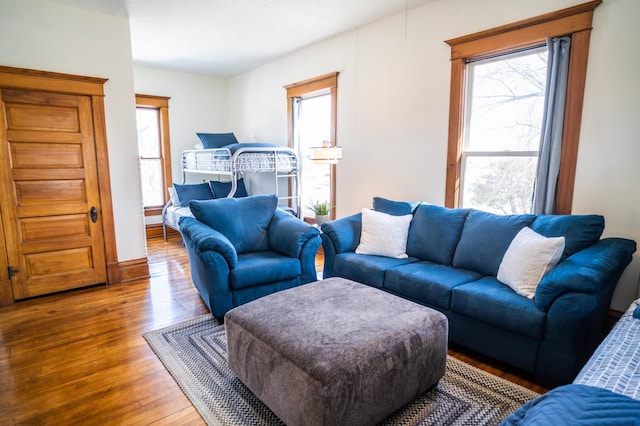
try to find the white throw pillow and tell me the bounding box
[355,208,413,259]
[497,227,565,299]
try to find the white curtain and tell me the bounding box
[532,36,572,214]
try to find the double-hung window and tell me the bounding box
[445,1,600,215]
[461,47,548,214]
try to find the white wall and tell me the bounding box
[0,0,145,262]
[133,65,229,187]
[229,0,640,310]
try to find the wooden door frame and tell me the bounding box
[0,66,120,299]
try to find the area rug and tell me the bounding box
[144,315,539,425]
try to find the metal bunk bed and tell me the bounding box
[162,143,301,240]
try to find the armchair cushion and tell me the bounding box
[189,195,278,254]
[178,216,237,268]
[268,209,320,258]
[231,252,301,290]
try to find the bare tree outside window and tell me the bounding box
[461,47,548,214]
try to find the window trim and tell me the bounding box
[444,0,601,214]
[135,94,172,213]
[284,72,338,219]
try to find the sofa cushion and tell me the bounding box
[530,214,604,260]
[209,178,248,198]
[406,205,469,265]
[384,261,482,310]
[230,252,301,290]
[356,209,413,258]
[497,227,565,299]
[173,182,214,207]
[451,277,546,339]
[453,210,535,277]
[189,195,277,254]
[333,252,418,288]
[372,197,419,216]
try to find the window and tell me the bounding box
[135,94,172,214]
[461,47,547,214]
[285,73,338,219]
[445,1,600,215]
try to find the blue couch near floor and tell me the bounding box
[180,194,322,319]
[321,198,636,386]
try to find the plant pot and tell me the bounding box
[315,214,329,225]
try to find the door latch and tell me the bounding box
[8,266,18,279]
[90,206,98,223]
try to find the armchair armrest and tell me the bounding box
[320,213,362,254]
[179,216,238,269]
[268,209,320,258]
[535,238,636,311]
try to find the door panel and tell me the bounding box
[0,88,106,299]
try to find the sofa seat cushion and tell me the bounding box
[333,252,418,288]
[451,277,546,339]
[384,261,482,310]
[407,204,469,265]
[231,252,301,290]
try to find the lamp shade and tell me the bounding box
[309,146,342,164]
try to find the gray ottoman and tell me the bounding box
[225,277,448,426]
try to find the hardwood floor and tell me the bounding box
[0,237,546,425]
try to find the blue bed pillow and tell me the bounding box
[189,195,278,254]
[633,304,640,319]
[530,214,605,260]
[173,182,214,207]
[452,210,535,276]
[372,197,419,216]
[209,179,248,198]
[407,204,470,265]
[196,132,238,149]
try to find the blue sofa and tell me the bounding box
[180,194,322,319]
[321,198,636,385]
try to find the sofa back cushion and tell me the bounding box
[453,210,535,276]
[407,204,469,265]
[189,194,277,254]
[530,214,604,260]
[372,197,419,216]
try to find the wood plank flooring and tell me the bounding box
[0,237,546,425]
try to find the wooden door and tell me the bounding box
[0,88,107,299]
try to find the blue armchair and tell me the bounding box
[179,194,321,319]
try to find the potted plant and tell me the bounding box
[310,201,333,225]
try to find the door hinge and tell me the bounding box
[8,266,18,279]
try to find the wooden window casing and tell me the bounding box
[135,94,172,216]
[444,0,601,214]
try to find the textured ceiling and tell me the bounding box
[50,0,437,77]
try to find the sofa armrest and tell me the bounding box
[535,238,636,311]
[268,209,321,258]
[179,216,238,269]
[320,213,362,254]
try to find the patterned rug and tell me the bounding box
[144,315,539,425]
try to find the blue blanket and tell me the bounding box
[501,384,640,425]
